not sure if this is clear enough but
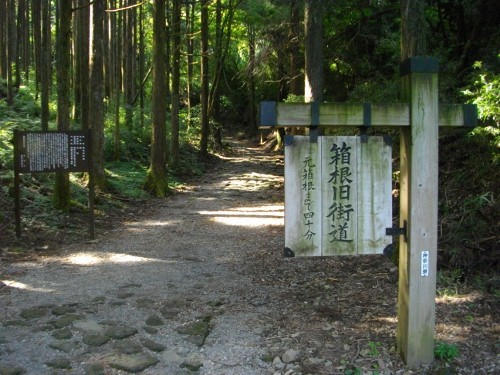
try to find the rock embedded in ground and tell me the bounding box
[0,364,26,375]
[105,325,138,340]
[141,338,166,352]
[176,319,210,347]
[49,340,81,353]
[282,348,300,363]
[107,354,159,373]
[113,340,143,355]
[82,333,110,347]
[73,319,104,334]
[51,327,73,340]
[83,363,105,375]
[19,307,48,320]
[45,357,71,369]
[51,305,76,315]
[159,307,180,319]
[145,315,163,326]
[51,314,82,328]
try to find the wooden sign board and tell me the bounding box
[14,131,90,173]
[13,130,94,239]
[284,135,392,256]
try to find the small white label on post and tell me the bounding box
[421,251,430,277]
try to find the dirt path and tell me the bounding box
[0,139,498,374]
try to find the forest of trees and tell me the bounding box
[0,1,498,272]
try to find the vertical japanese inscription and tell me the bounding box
[326,141,355,243]
[302,156,316,242]
[285,136,320,256]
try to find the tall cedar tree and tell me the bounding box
[90,0,107,190]
[304,0,324,103]
[171,0,181,169]
[199,0,209,158]
[144,0,170,197]
[53,0,72,210]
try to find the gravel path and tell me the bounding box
[1,138,498,375]
[1,139,286,374]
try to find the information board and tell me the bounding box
[13,130,94,239]
[284,136,392,256]
[14,131,90,173]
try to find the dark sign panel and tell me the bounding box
[15,131,90,173]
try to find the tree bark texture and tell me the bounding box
[53,0,72,210]
[90,0,107,191]
[304,0,324,103]
[144,0,170,197]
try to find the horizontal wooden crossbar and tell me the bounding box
[259,102,477,129]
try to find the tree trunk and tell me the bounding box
[0,0,6,80]
[288,0,303,96]
[304,0,324,103]
[75,0,90,130]
[186,0,195,127]
[199,0,209,158]
[144,0,170,197]
[171,0,181,169]
[90,0,107,191]
[400,0,427,60]
[53,0,72,211]
[246,24,257,132]
[40,0,51,130]
[32,0,42,98]
[124,0,136,129]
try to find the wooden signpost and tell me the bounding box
[259,57,477,368]
[13,130,95,239]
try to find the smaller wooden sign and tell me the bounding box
[285,135,392,256]
[13,130,94,239]
[14,131,90,173]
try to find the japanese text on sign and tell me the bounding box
[327,141,355,243]
[302,156,317,242]
[16,131,90,173]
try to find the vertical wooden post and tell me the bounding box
[398,57,439,367]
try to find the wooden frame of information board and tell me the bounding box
[13,130,95,239]
[259,57,478,368]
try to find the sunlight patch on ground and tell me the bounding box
[1,280,55,293]
[61,252,176,266]
[223,172,282,191]
[436,291,483,305]
[124,219,180,232]
[199,204,284,227]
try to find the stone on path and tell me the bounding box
[282,348,300,363]
[51,305,76,316]
[45,357,71,369]
[113,340,143,354]
[105,325,138,339]
[52,314,82,328]
[49,340,81,353]
[83,363,105,375]
[20,307,48,320]
[107,354,159,373]
[82,333,110,347]
[141,338,166,352]
[145,315,163,326]
[51,327,73,340]
[0,364,26,375]
[176,319,210,347]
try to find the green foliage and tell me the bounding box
[344,368,362,375]
[0,86,43,170]
[437,269,463,297]
[367,341,381,357]
[463,58,500,126]
[434,341,459,363]
[105,161,150,199]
